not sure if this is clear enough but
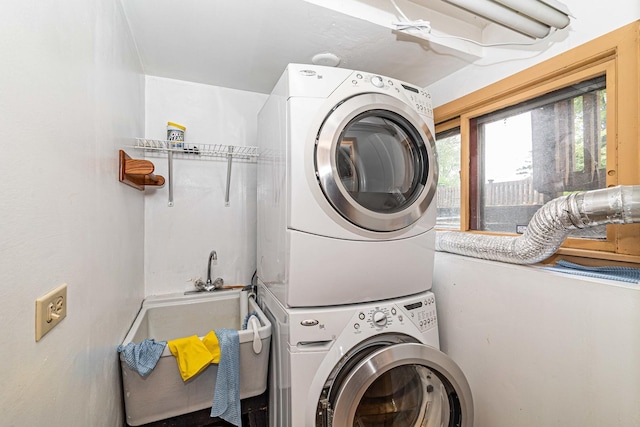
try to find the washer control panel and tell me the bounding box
[357,306,395,331]
[401,294,437,333]
[351,294,437,334]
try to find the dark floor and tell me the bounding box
[130,392,268,427]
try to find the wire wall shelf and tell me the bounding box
[129,138,259,207]
[132,138,259,160]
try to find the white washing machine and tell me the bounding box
[258,283,473,426]
[257,64,439,307]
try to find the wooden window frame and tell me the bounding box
[434,21,640,264]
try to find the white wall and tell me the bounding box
[143,77,267,296]
[428,1,640,106]
[433,253,640,427]
[0,1,145,426]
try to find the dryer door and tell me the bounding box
[315,93,438,232]
[317,342,473,427]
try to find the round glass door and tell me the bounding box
[320,343,473,427]
[316,94,438,232]
[353,364,450,426]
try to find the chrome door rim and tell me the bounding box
[331,342,473,426]
[315,93,438,232]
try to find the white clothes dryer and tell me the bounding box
[258,283,474,427]
[257,64,439,307]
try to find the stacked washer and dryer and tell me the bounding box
[256,64,473,426]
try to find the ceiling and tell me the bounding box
[121,0,491,94]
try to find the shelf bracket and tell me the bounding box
[167,151,174,207]
[224,146,233,207]
[119,150,165,190]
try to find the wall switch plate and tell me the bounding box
[35,283,67,342]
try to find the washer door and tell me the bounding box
[317,342,473,427]
[315,93,438,232]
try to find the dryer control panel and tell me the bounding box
[400,83,433,119]
[347,72,433,119]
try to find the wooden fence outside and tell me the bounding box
[437,177,545,208]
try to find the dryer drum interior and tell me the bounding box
[315,93,438,233]
[316,342,471,427]
[335,110,428,212]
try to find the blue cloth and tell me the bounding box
[543,260,640,284]
[117,339,167,377]
[210,329,241,427]
[242,311,259,330]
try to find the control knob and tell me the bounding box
[372,310,388,327]
[370,75,384,88]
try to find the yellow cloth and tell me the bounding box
[167,332,222,381]
[202,331,221,363]
[168,335,214,381]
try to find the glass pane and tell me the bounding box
[476,76,607,238]
[353,365,450,427]
[435,129,461,229]
[338,112,425,213]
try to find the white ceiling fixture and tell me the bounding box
[442,0,571,38]
[311,53,341,67]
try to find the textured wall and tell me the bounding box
[433,252,640,427]
[0,0,145,425]
[143,76,267,296]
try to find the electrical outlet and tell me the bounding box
[35,283,67,342]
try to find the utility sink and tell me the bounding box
[119,290,271,426]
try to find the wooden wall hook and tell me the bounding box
[119,150,165,190]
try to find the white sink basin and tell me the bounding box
[119,290,271,426]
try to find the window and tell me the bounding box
[473,76,607,237]
[434,22,640,263]
[435,127,461,229]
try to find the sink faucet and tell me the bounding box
[194,250,224,292]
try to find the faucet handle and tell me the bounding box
[212,277,224,289]
[194,278,207,291]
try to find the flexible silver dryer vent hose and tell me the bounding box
[435,185,640,264]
